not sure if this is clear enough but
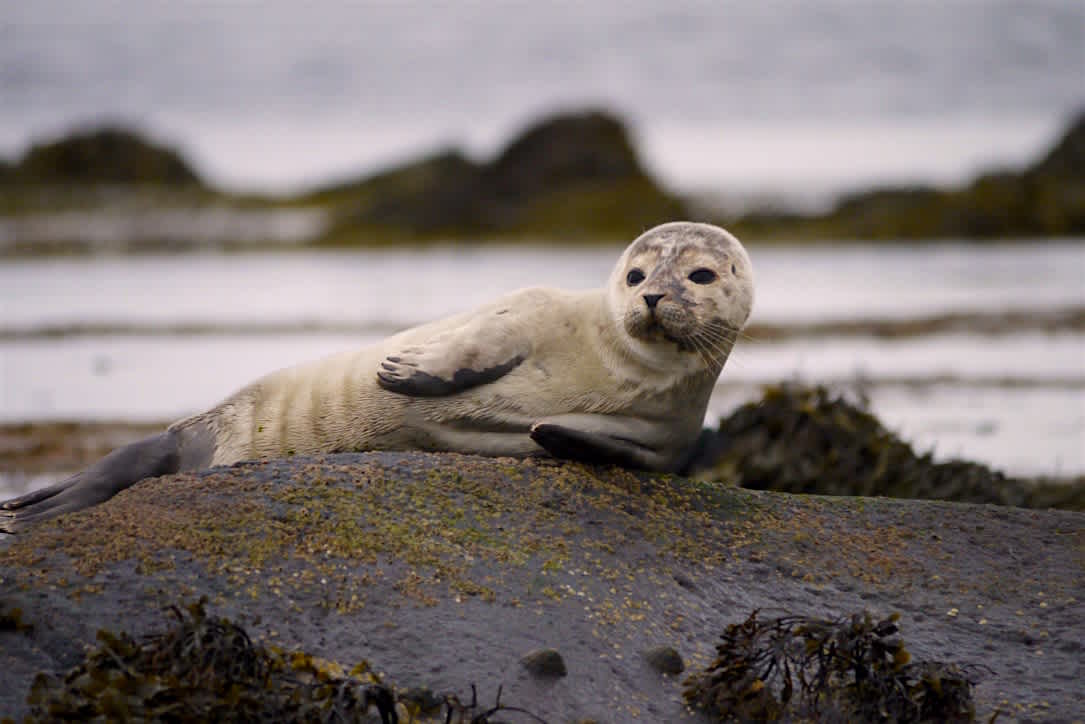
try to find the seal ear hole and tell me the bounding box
[688,268,717,284]
[731,263,737,275]
[626,268,645,286]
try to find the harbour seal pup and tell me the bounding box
[1,221,754,532]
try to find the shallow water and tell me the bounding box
[4,241,1082,328]
[1,241,1083,492]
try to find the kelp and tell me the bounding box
[684,610,980,722]
[23,599,550,723]
[694,384,1084,510]
[25,598,397,723]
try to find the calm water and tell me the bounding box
[2,2,1082,196]
[2,241,1083,487]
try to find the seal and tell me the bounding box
[1,221,754,532]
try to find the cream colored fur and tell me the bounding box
[170,221,755,471]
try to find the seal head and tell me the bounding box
[606,221,754,372]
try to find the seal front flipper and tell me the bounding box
[530,414,673,471]
[0,422,214,534]
[377,306,531,397]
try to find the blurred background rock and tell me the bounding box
[1,1,1082,249]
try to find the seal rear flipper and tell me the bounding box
[0,430,185,534]
[530,422,668,471]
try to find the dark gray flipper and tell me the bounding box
[530,422,669,471]
[376,300,534,397]
[378,354,525,397]
[1,422,214,534]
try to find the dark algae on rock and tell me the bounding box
[18,596,549,723]
[684,610,979,722]
[22,598,399,723]
[692,384,1085,510]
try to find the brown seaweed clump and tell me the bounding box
[24,599,397,723]
[683,610,979,722]
[694,384,1084,510]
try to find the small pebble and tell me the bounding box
[520,648,567,678]
[643,645,685,675]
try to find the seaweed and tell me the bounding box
[693,384,1084,510]
[683,610,980,722]
[23,599,550,723]
[442,684,547,724]
[25,598,398,723]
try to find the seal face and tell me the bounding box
[1,221,755,532]
[607,222,754,373]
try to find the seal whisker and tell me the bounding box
[690,332,729,370]
[688,335,716,371]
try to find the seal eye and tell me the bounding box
[731,263,737,275]
[626,268,645,286]
[688,268,717,284]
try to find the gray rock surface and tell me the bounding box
[1,451,1081,721]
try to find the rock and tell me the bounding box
[643,645,684,676]
[312,148,482,237]
[1028,109,1085,180]
[728,110,1085,239]
[315,108,687,242]
[520,648,567,678]
[482,111,647,203]
[1,451,1081,721]
[13,126,202,186]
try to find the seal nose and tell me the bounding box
[643,293,664,309]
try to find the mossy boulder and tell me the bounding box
[313,109,687,243]
[1,452,1081,721]
[11,126,202,187]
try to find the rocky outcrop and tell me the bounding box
[1,452,1081,720]
[3,108,1082,246]
[731,110,1085,239]
[313,109,688,242]
[5,126,203,187]
[1030,111,1085,180]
